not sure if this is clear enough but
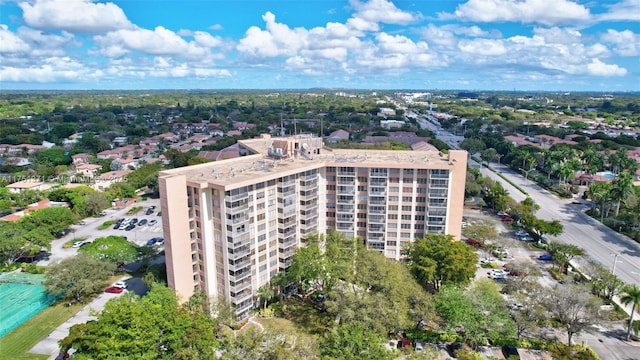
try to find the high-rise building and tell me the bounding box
[159,134,467,320]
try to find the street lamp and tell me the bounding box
[519,167,535,180]
[611,253,622,275]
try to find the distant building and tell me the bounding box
[93,170,131,191]
[380,120,405,129]
[6,179,51,193]
[326,129,350,143]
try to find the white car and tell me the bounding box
[113,281,127,289]
[519,235,534,242]
[514,230,528,237]
[489,269,509,277]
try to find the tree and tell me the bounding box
[408,234,478,291]
[541,284,599,347]
[221,327,318,360]
[462,224,498,246]
[585,262,624,302]
[256,284,275,311]
[520,214,563,241]
[546,242,585,274]
[611,172,634,216]
[84,191,110,216]
[20,206,76,236]
[45,253,115,302]
[621,285,640,341]
[60,285,220,359]
[79,235,140,263]
[319,322,389,360]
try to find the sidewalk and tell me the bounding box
[28,289,126,359]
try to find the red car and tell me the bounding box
[500,216,514,223]
[105,286,125,294]
[465,238,482,247]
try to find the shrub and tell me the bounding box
[454,349,483,360]
[20,263,46,274]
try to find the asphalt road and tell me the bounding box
[413,112,640,288]
[484,164,640,289]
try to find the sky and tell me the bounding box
[0,0,639,91]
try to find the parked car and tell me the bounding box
[148,219,157,226]
[125,224,135,231]
[113,281,127,289]
[149,205,156,210]
[539,253,553,261]
[77,220,86,225]
[514,230,528,237]
[156,237,164,244]
[138,219,148,226]
[500,216,514,223]
[146,238,158,246]
[130,218,138,224]
[72,240,90,248]
[105,286,125,294]
[145,208,154,215]
[519,235,534,242]
[465,238,481,247]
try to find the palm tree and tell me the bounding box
[621,285,640,341]
[611,172,634,216]
[257,284,275,311]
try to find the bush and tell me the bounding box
[454,349,483,360]
[97,220,117,230]
[20,263,46,274]
[126,206,143,215]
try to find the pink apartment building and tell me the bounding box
[159,134,467,320]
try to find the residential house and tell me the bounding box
[111,157,139,170]
[504,134,538,148]
[380,120,405,129]
[72,153,92,166]
[93,170,131,191]
[326,129,350,143]
[158,132,180,143]
[0,199,67,222]
[377,107,396,118]
[75,163,102,178]
[6,179,51,193]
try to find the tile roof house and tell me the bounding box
[6,179,51,193]
[327,129,350,143]
[72,153,92,165]
[75,163,102,178]
[0,199,68,222]
[504,134,538,148]
[411,141,438,151]
[93,170,131,191]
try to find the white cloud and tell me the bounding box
[586,58,627,76]
[600,29,639,56]
[346,0,418,32]
[93,26,213,59]
[420,24,458,47]
[237,12,308,57]
[599,0,640,22]
[376,33,429,54]
[19,0,134,33]
[533,27,583,45]
[458,39,506,56]
[448,0,591,26]
[0,56,102,82]
[0,25,30,53]
[208,24,223,31]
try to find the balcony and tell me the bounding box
[228,257,251,272]
[368,207,385,215]
[337,179,355,186]
[369,214,385,223]
[368,225,384,232]
[232,288,253,302]
[228,214,249,225]
[337,185,355,193]
[279,236,297,249]
[228,232,251,248]
[227,192,249,202]
[368,199,386,205]
[229,268,251,282]
[229,245,251,259]
[336,204,354,213]
[337,197,354,204]
[368,233,384,240]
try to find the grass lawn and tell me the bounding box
[255,298,332,335]
[0,301,83,360]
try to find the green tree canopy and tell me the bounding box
[45,252,115,302]
[61,285,219,359]
[407,234,478,291]
[319,322,389,360]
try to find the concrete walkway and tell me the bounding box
[28,289,126,359]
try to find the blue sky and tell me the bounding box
[0,0,638,91]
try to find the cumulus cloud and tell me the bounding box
[19,0,134,33]
[600,29,639,56]
[0,25,30,53]
[458,39,506,56]
[599,0,640,22]
[93,26,213,59]
[237,12,308,57]
[586,58,627,76]
[0,56,102,82]
[446,0,591,26]
[347,0,418,32]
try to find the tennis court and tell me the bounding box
[0,273,58,338]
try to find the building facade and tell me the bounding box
[159,134,467,320]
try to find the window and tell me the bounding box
[326,184,336,191]
[269,230,277,238]
[401,223,411,229]
[358,177,368,182]
[386,241,397,246]
[259,254,266,262]
[401,214,412,220]
[401,232,412,238]
[388,223,397,229]
[416,206,425,212]
[257,223,266,231]
[357,221,366,227]
[269,249,277,257]
[357,231,366,237]
[402,205,412,211]
[357,213,367,218]
[388,214,397,220]
[415,215,425,221]
[389,196,398,202]
[326,175,336,181]
[389,187,399,193]
[389,177,399,183]
[403,187,412,193]
[414,224,424,230]
[326,212,335,218]
[388,205,398,211]
[387,232,397,238]
[258,234,266,242]
[257,202,265,210]
[386,249,397,256]
[259,264,267,272]
[357,204,366,210]
[416,197,426,203]
[357,186,367,191]
[257,213,265,221]
[403,169,414,176]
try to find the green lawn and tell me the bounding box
[257,298,332,335]
[0,302,83,359]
